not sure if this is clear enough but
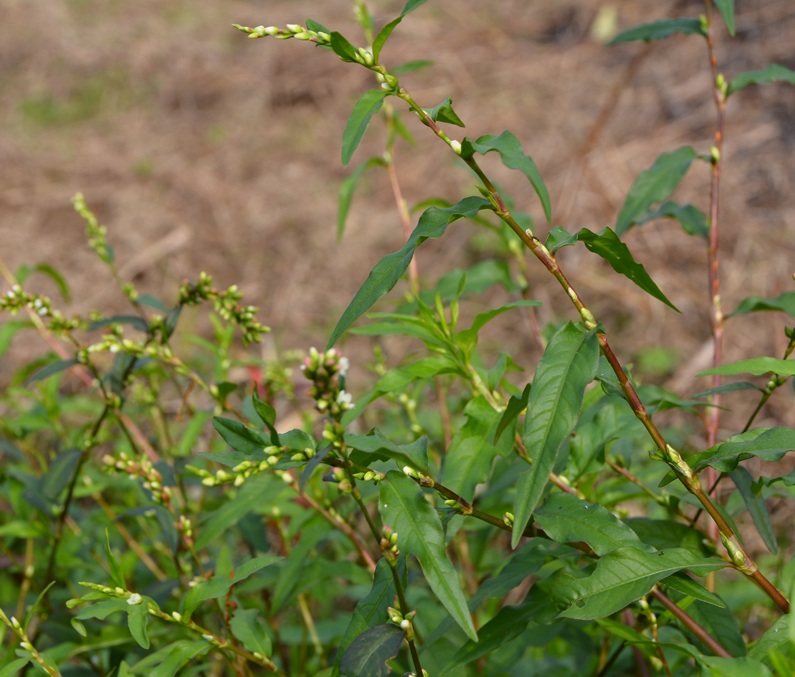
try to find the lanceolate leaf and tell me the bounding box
[730,291,795,318]
[494,383,531,443]
[730,467,777,554]
[373,16,402,61]
[461,131,552,223]
[577,228,679,311]
[553,547,724,620]
[634,201,709,240]
[615,147,700,236]
[338,157,384,240]
[340,624,405,677]
[346,430,429,473]
[26,358,79,385]
[379,471,477,640]
[698,357,795,377]
[329,32,359,63]
[607,18,706,46]
[342,90,388,166]
[685,427,795,475]
[512,323,600,547]
[327,196,491,347]
[533,493,647,556]
[727,64,795,97]
[401,0,430,15]
[713,0,736,36]
[212,417,271,454]
[333,557,407,677]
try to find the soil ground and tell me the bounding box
[1,0,794,438]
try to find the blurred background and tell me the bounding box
[1,0,794,431]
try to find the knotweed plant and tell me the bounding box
[2,1,795,676]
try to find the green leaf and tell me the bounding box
[346,430,429,473]
[686,427,795,475]
[16,262,71,301]
[0,659,30,677]
[251,389,281,445]
[373,16,402,61]
[230,608,273,658]
[748,615,790,661]
[714,0,736,36]
[327,196,490,347]
[495,383,531,444]
[401,0,430,15]
[392,59,434,75]
[183,555,281,619]
[443,397,508,501]
[461,131,551,222]
[458,300,541,352]
[533,493,647,556]
[730,467,777,554]
[88,314,150,333]
[615,147,700,236]
[730,291,795,318]
[577,227,679,311]
[212,417,270,454]
[607,18,706,46]
[698,357,795,377]
[727,64,795,97]
[105,531,125,589]
[26,358,79,385]
[128,640,210,675]
[329,32,359,63]
[662,573,726,607]
[379,471,477,640]
[342,90,388,166]
[424,97,465,127]
[333,557,407,677]
[634,200,709,239]
[138,294,169,312]
[688,597,746,657]
[513,323,600,547]
[552,547,724,620]
[127,601,150,649]
[306,19,332,35]
[697,656,771,676]
[338,157,384,240]
[340,624,405,677]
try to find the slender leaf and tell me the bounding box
[424,97,465,127]
[727,64,795,97]
[688,597,746,657]
[577,227,679,311]
[698,357,795,377]
[458,300,541,352]
[615,147,699,236]
[327,196,491,347]
[333,557,407,677]
[730,291,795,318]
[534,493,647,556]
[461,131,552,222]
[340,624,404,677]
[495,383,531,443]
[379,471,477,640]
[401,0,430,15]
[392,59,434,75]
[607,18,706,46]
[183,555,281,619]
[342,90,388,166]
[127,602,150,649]
[329,32,359,63]
[105,531,125,589]
[0,659,30,677]
[714,0,736,36]
[662,573,726,607]
[306,19,332,34]
[513,323,600,547]
[346,431,429,473]
[730,467,777,554]
[26,358,78,385]
[748,615,790,661]
[230,608,273,658]
[212,417,270,454]
[698,656,771,676]
[552,547,724,619]
[373,16,402,61]
[338,157,384,240]
[686,427,795,474]
[634,200,709,239]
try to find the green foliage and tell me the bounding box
[2,2,795,676]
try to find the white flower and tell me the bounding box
[127,593,142,606]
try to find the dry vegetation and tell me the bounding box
[1,0,794,432]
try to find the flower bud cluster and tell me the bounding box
[1,286,81,334]
[188,445,285,487]
[303,347,352,416]
[387,606,417,641]
[72,193,112,264]
[234,23,332,46]
[176,514,194,548]
[380,525,400,563]
[179,272,269,345]
[103,452,172,508]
